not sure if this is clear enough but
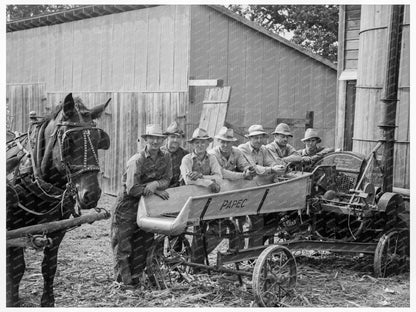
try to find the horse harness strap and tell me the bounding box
[57,123,101,179]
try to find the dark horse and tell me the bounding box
[6,93,110,307]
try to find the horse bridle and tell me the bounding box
[57,121,103,180]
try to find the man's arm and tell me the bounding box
[155,154,173,190]
[180,154,216,187]
[282,145,302,164]
[124,155,145,198]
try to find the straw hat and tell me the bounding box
[141,124,166,139]
[164,121,185,137]
[245,125,267,138]
[301,128,321,143]
[187,128,213,143]
[271,123,293,137]
[215,126,237,142]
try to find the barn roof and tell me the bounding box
[6,4,336,70]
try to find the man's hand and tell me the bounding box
[243,168,254,180]
[302,156,312,164]
[272,165,286,175]
[187,171,203,180]
[209,180,221,193]
[154,190,170,200]
[143,181,159,196]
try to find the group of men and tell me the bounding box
[111,121,333,286]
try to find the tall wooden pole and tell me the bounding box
[378,5,404,193]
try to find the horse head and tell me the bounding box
[42,93,110,210]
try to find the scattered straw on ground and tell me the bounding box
[17,194,410,307]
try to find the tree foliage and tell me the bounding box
[6,5,82,21]
[228,5,339,63]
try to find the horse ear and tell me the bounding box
[62,93,76,118]
[90,98,111,120]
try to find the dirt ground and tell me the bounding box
[17,194,410,308]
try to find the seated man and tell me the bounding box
[209,126,255,181]
[180,128,222,191]
[238,124,285,178]
[266,123,302,166]
[209,126,255,250]
[298,128,334,171]
[180,128,223,265]
[238,125,285,247]
[111,124,172,286]
[161,121,189,187]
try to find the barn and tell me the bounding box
[6,5,337,194]
[336,5,410,192]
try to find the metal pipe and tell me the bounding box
[378,5,404,193]
[182,261,253,278]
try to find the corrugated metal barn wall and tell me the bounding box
[6,6,191,194]
[189,5,337,150]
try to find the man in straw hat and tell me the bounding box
[209,126,255,180]
[298,128,334,171]
[161,121,189,187]
[266,123,302,165]
[111,124,172,286]
[180,127,223,266]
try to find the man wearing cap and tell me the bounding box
[266,123,302,165]
[238,124,285,176]
[209,126,255,180]
[161,121,189,187]
[298,128,334,171]
[180,128,222,192]
[111,124,172,286]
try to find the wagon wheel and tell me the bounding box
[314,208,365,241]
[373,229,409,278]
[252,245,297,307]
[146,234,191,289]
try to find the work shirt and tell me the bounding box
[161,145,188,187]
[121,147,172,198]
[266,141,302,164]
[180,151,222,187]
[298,146,334,164]
[238,142,277,175]
[209,146,250,180]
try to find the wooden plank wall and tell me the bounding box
[353,5,409,189]
[6,6,190,93]
[189,6,337,150]
[6,83,47,133]
[344,6,361,70]
[6,6,191,194]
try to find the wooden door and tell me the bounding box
[198,86,231,147]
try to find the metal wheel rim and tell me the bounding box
[252,245,297,307]
[374,229,409,278]
[146,235,191,289]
